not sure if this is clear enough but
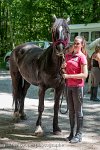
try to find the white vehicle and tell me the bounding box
[69,23,100,56]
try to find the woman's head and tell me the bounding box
[74,36,87,54]
[92,44,100,62]
[95,44,100,53]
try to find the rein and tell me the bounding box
[56,51,68,114]
[59,58,68,115]
[59,89,68,114]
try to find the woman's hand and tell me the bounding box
[61,62,67,69]
[62,74,68,79]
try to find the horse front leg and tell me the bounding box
[34,86,45,136]
[53,87,63,135]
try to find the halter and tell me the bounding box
[52,30,70,48]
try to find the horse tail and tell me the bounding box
[10,51,23,107]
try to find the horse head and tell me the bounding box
[52,15,70,57]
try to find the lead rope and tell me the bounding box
[59,88,68,114]
[59,54,68,114]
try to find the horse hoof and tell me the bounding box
[53,131,62,135]
[13,117,20,123]
[53,127,62,135]
[13,112,20,122]
[20,114,27,120]
[34,125,44,137]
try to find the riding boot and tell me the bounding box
[93,87,100,101]
[90,87,100,101]
[90,87,94,100]
[70,117,83,143]
[67,117,75,141]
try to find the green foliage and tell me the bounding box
[0,0,100,56]
[0,57,6,69]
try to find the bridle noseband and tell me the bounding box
[55,39,69,48]
[52,30,70,48]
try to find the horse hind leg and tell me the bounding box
[19,80,30,120]
[10,62,29,121]
[13,79,30,121]
[11,72,23,122]
[9,57,20,121]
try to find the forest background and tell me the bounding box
[0,0,100,56]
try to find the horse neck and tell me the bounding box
[52,49,64,71]
[38,46,64,74]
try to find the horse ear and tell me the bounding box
[52,14,57,22]
[66,16,70,24]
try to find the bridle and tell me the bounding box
[52,24,70,58]
[52,29,70,58]
[52,30,70,48]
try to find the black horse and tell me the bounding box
[10,15,70,136]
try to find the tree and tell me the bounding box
[0,0,100,56]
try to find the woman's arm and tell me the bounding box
[62,64,88,79]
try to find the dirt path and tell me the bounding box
[0,70,100,150]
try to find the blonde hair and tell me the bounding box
[74,36,87,56]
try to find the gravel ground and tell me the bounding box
[0,70,100,150]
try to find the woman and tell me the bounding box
[90,44,100,101]
[62,36,88,143]
[92,44,100,64]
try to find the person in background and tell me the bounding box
[90,44,100,101]
[92,44,100,64]
[62,36,88,143]
[96,53,100,63]
[87,55,92,94]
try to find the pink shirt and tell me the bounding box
[65,51,87,87]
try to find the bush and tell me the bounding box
[0,57,6,70]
